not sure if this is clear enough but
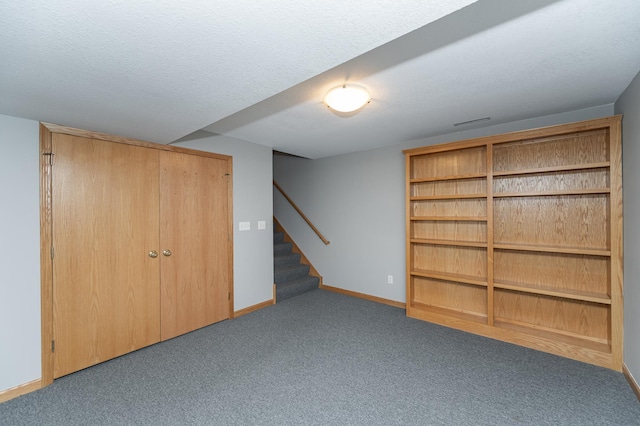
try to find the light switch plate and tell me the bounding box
[239,221,251,231]
[258,220,266,230]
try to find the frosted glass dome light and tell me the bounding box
[324,84,371,113]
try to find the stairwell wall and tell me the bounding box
[273,105,614,305]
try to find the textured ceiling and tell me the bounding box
[0,0,475,143]
[2,0,640,159]
[204,0,640,158]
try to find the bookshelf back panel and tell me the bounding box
[405,116,621,370]
[412,244,486,278]
[412,276,487,317]
[411,221,486,242]
[411,146,486,179]
[493,169,609,194]
[494,195,610,249]
[411,178,486,197]
[411,198,487,218]
[494,289,610,342]
[494,250,610,296]
[493,129,609,172]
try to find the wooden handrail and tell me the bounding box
[273,180,330,245]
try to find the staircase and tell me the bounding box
[273,230,320,302]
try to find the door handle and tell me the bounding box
[149,250,158,258]
[163,249,172,257]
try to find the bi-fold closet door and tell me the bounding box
[158,150,230,342]
[51,131,231,378]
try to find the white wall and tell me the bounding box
[0,114,41,392]
[175,132,274,311]
[274,105,615,303]
[615,70,640,383]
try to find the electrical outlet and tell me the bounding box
[239,222,251,231]
[387,275,393,284]
[258,220,266,230]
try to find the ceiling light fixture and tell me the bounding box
[324,84,371,113]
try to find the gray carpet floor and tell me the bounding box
[1,289,639,425]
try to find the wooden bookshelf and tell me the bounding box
[404,116,623,371]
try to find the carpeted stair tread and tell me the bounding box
[276,275,320,302]
[274,263,310,284]
[273,228,319,302]
[274,252,301,267]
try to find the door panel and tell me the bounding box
[52,135,161,378]
[160,152,230,340]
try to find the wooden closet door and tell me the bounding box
[159,151,230,341]
[52,134,161,378]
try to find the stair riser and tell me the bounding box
[274,242,293,255]
[273,232,285,244]
[276,276,320,302]
[274,253,301,267]
[274,265,310,284]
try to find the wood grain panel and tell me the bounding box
[608,115,623,371]
[407,306,614,369]
[39,124,54,386]
[404,115,622,370]
[52,135,161,378]
[0,379,42,404]
[494,289,610,343]
[160,152,230,341]
[410,220,486,242]
[410,146,486,179]
[486,143,495,326]
[404,117,618,157]
[493,168,609,194]
[41,123,229,160]
[412,276,487,318]
[411,177,486,197]
[493,129,609,173]
[494,250,610,296]
[411,244,486,279]
[494,195,609,249]
[411,198,486,218]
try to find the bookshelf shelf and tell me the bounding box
[404,116,622,371]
